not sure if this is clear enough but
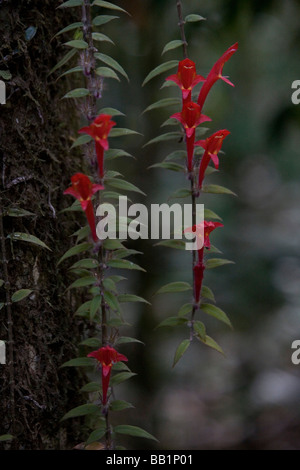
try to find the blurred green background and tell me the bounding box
[84,0,300,449]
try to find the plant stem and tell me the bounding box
[176,0,188,59]
[0,211,15,436]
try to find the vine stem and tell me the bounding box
[176,0,188,59]
[0,211,15,436]
[81,0,111,450]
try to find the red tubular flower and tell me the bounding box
[196,129,230,189]
[171,102,211,172]
[87,346,128,405]
[197,42,238,111]
[78,114,116,179]
[166,58,205,104]
[64,173,104,242]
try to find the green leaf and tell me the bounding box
[206,259,234,269]
[62,88,90,99]
[61,404,100,421]
[142,60,179,86]
[154,239,185,250]
[202,184,237,196]
[49,49,77,75]
[54,22,83,37]
[71,134,92,148]
[201,285,216,302]
[173,339,190,367]
[144,131,182,147]
[104,291,120,312]
[118,294,149,304]
[75,300,92,316]
[109,127,141,138]
[86,426,106,445]
[102,239,124,250]
[6,208,35,217]
[0,70,12,80]
[169,188,192,199]
[156,281,192,294]
[98,108,125,117]
[93,15,119,26]
[96,66,120,81]
[156,316,188,329]
[197,334,225,355]
[107,259,145,272]
[110,372,136,386]
[200,303,232,328]
[92,0,129,15]
[204,208,223,221]
[57,242,93,265]
[162,40,184,55]
[90,296,102,320]
[11,289,33,303]
[178,303,193,317]
[92,32,114,44]
[0,434,14,442]
[64,39,88,49]
[143,98,181,114]
[110,400,134,412]
[57,65,83,80]
[79,337,101,348]
[193,321,206,340]
[8,232,51,251]
[185,14,206,22]
[61,357,95,367]
[58,0,83,7]
[95,53,128,81]
[114,425,157,441]
[69,258,99,270]
[68,276,96,290]
[80,382,100,392]
[106,178,145,195]
[116,336,144,345]
[149,161,184,172]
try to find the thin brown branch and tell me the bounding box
[176,0,188,59]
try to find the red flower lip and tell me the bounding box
[166,58,205,103]
[64,173,103,242]
[87,346,128,405]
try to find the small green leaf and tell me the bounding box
[193,321,206,340]
[58,0,83,8]
[118,294,149,304]
[201,303,232,328]
[80,382,100,392]
[86,426,106,445]
[98,108,125,117]
[104,291,120,312]
[156,316,188,329]
[110,400,134,412]
[162,40,184,55]
[75,300,92,316]
[6,208,35,217]
[71,134,92,148]
[96,66,120,80]
[143,131,182,147]
[106,178,145,195]
[54,22,83,37]
[114,425,157,441]
[69,258,99,270]
[61,357,95,367]
[178,303,193,317]
[61,404,100,421]
[156,281,192,294]
[169,188,192,199]
[57,65,83,80]
[8,232,51,251]
[95,53,128,81]
[92,15,119,26]
[143,98,181,114]
[164,150,186,161]
[149,161,184,172]
[49,49,77,75]
[0,434,14,442]
[201,285,216,302]
[107,259,145,272]
[80,337,101,348]
[185,14,206,22]
[64,39,88,49]
[62,88,90,99]
[202,184,237,196]
[173,339,190,367]
[116,336,144,345]
[197,334,225,355]
[90,296,102,320]
[57,242,93,265]
[110,372,136,386]
[206,259,234,269]
[11,289,33,303]
[142,60,179,86]
[154,240,185,250]
[92,32,114,44]
[102,239,124,250]
[68,276,96,290]
[204,208,223,221]
[109,128,141,138]
[0,70,12,80]
[92,0,129,15]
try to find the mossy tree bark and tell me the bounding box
[0,0,86,450]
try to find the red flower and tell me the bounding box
[196,129,230,189]
[79,114,116,179]
[171,102,211,172]
[197,42,238,111]
[64,173,103,242]
[166,58,205,104]
[193,263,205,304]
[87,346,128,405]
